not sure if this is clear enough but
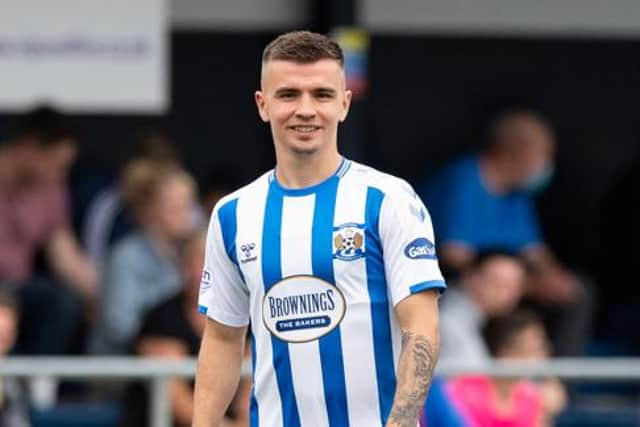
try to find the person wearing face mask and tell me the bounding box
[420,108,594,357]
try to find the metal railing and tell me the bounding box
[2,357,640,426]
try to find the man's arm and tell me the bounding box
[46,228,98,298]
[193,318,247,427]
[386,290,440,427]
[522,245,579,305]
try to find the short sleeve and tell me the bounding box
[380,185,447,306]
[198,201,250,327]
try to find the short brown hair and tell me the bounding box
[483,309,542,356]
[484,108,552,153]
[262,31,344,67]
[6,104,76,148]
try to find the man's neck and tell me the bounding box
[275,150,342,189]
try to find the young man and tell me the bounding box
[194,31,446,427]
[0,106,97,355]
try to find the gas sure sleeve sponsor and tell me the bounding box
[403,237,437,260]
[262,275,346,343]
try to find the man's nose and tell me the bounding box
[295,94,316,119]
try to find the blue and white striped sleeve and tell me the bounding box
[198,201,250,327]
[379,185,447,306]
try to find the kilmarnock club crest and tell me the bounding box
[332,222,366,261]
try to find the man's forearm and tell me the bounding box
[47,230,97,297]
[386,330,438,427]
[193,321,245,427]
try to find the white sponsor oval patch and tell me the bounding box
[262,275,346,343]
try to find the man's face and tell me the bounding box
[498,323,551,360]
[18,138,77,184]
[148,176,195,240]
[41,139,78,182]
[255,59,352,157]
[509,119,555,187]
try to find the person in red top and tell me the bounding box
[0,106,97,354]
[446,310,567,427]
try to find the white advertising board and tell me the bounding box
[0,0,168,113]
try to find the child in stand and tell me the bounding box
[446,310,567,427]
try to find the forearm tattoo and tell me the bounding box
[387,331,437,427]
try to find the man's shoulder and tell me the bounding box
[345,160,416,199]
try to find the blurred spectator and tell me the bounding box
[439,252,525,365]
[0,106,96,355]
[421,108,594,356]
[0,290,30,426]
[120,230,250,427]
[89,160,198,354]
[81,129,182,269]
[446,310,567,427]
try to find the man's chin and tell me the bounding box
[290,146,319,156]
[287,139,320,155]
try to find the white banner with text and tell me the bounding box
[0,0,168,113]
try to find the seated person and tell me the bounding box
[0,106,96,355]
[446,310,567,427]
[0,290,30,426]
[120,230,250,427]
[421,108,593,356]
[90,160,198,354]
[439,251,525,365]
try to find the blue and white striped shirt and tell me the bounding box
[199,158,446,427]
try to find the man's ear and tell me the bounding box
[340,89,353,122]
[255,91,269,122]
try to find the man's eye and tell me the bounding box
[278,92,295,99]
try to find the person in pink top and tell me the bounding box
[446,310,567,427]
[0,106,97,355]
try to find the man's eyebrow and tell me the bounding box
[313,87,337,94]
[274,87,299,94]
